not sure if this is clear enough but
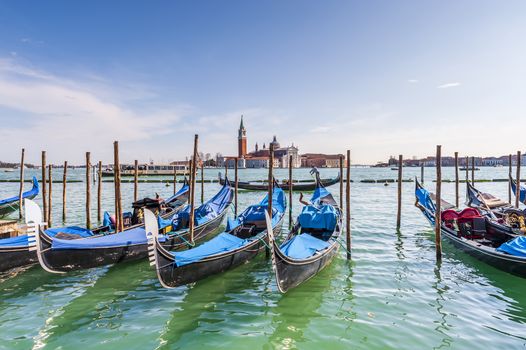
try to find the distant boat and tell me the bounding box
[102,163,190,177]
[460,167,480,171]
[3,169,14,173]
[0,177,39,217]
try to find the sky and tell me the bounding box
[0,0,525,165]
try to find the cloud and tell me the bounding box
[0,58,182,163]
[437,82,461,89]
[407,79,419,83]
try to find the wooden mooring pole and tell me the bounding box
[339,155,344,209]
[435,145,442,261]
[267,144,274,257]
[48,165,53,228]
[471,156,475,184]
[189,135,198,244]
[42,151,47,224]
[113,142,122,232]
[97,161,102,223]
[234,157,238,215]
[289,155,293,229]
[465,156,469,182]
[396,154,403,230]
[62,161,67,223]
[516,151,521,209]
[18,148,25,219]
[86,152,91,229]
[346,149,351,259]
[508,154,512,203]
[201,159,205,205]
[134,160,138,203]
[454,152,459,208]
[173,165,177,195]
[421,164,424,183]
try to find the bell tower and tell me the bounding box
[238,115,247,157]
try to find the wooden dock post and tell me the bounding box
[86,152,91,229]
[234,157,238,215]
[509,154,512,203]
[516,151,521,209]
[346,149,351,260]
[339,155,344,209]
[421,164,424,183]
[454,152,459,208]
[18,148,25,219]
[396,154,403,230]
[97,161,102,223]
[62,161,67,223]
[134,160,138,203]
[267,144,274,257]
[225,162,228,179]
[113,142,123,232]
[48,165,53,228]
[471,156,475,183]
[289,155,293,229]
[435,145,442,261]
[42,151,47,224]
[173,165,177,195]
[465,156,469,182]
[189,135,198,244]
[201,159,205,205]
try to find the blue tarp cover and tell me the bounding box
[497,236,526,257]
[0,235,29,248]
[173,232,247,266]
[311,186,331,206]
[280,233,330,259]
[45,226,94,238]
[415,185,437,225]
[0,176,39,207]
[51,227,147,250]
[226,187,286,231]
[164,184,189,204]
[167,184,233,230]
[298,205,337,231]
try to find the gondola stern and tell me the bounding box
[24,199,64,274]
[264,210,287,293]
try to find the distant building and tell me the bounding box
[301,153,345,168]
[218,116,301,168]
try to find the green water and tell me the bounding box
[0,167,525,349]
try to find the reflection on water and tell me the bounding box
[0,167,526,349]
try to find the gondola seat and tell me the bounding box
[280,233,330,259]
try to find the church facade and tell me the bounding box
[218,116,301,168]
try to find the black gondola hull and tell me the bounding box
[219,175,340,191]
[0,248,37,272]
[36,210,227,272]
[156,222,284,287]
[441,226,526,277]
[273,242,339,292]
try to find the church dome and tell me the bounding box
[270,135,280,149]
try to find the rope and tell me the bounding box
[257,235,272,250]
[336,238,352,256]
[167,231,195,247]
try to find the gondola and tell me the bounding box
[265,174,342,293]
[415,179,526,278]
[218,172,340,191]
[510,175,526,205]
[0,176,39,217]
[147,182,286,288]
[26,180,229,273]
[465,180,526,235]
[0,182,190,273]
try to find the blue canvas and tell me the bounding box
[497,236,526,257]
[173,232,247,266]
[280,233,330,259]
[51,227,147,250]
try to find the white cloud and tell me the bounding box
[0,58,182,163]
[407,79,419,83]
[437,82,461,89]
